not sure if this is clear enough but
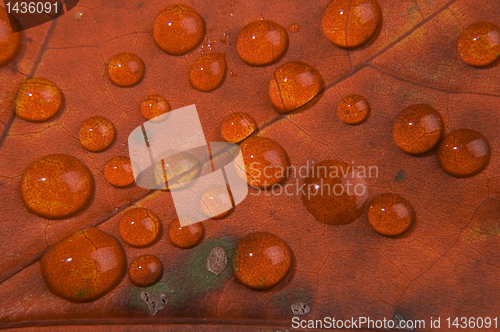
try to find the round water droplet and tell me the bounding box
[235,136,290,188]
[79,116,116,152]
[107,52,145,87]
[236,20,289,66]
[436,129,491,178]
[168,217,205,248]
[269,61,324,114]
[302,160,369,225]
[393,104,444,155]
[0,6,21,66]
[337,94,370,124]
[322,0,382,49]
[40,227,126,302]
[21,154,94,219]
[128,254,163,287]
[221,112,257,143]
[458,22,500,67]
[189,53,227,92]
[104,156,135,187]
[119,208,162,247]
[141,95,171,121]
[15,77,62,122]
[200,185,233,219]
[233,232,293,290]
[153,4,206,56]
[289,23,300,32]
[367,193,415,236]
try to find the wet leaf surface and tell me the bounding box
[0,0,499,330]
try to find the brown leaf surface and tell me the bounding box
[0,0,499,330]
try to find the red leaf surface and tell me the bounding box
[0,0,499,331]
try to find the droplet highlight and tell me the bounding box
[436,129,491,178]
[235,136,290,188]
[322,0,382,48]
[233,232,293,290]
[236,20,289,66]
[104,156,135,187]
[269,61,324,114]
[40,228,126,302]
[21,154,94,219]
[79,116,116,152]
[153,4,206,56]
[107,52,145,87]
[393,104,444,155]
[337,94,370,124]
[15,77,62,122]
[119,208,162,247]
[367,193,415,236]
[189,53,227,92]
[458,22,500,67]
[221,112,257,143]
[168,217,205,248]
[128,254,163,287]
[302,160,369,225]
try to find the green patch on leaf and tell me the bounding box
[395,170,405,182]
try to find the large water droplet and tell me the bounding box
[393,104,444,155]
[269,62,324,113]
[15,78,62,122]
[437,129,491,178]
[153,4,206,55]
[236,20,289,66]
[233,232,293,290]
[458,22,500,67]
[322,0,382,48]
[21,154,94,219]
[40,227,126,302]
[367,193,415,236]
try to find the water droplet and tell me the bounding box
[436,129,491,178]
[128,254,163,287]
[289,22,300,32]
[74,12,83,19]
[221,112,257,143]
[367,193,415,236]
[458,22,500,67]
[337,94,370,124]
[79,116,116,152]
[119,208,162,247]
[0,7,20,66]
[168,217,205,248]
[235,136,290,188]
[236,20,288,66]
[393,104,444,155]
[302,160,369,225]
[269,62,324,113]
[40,228,126,302]
[21,154,94,219]
[140,94,171,121]
[15,78,62,122]
[233,232,293,290]
[107,53,145,87]
[189,53,227,92]
[153,4,206,55]
[200,185,233,219]
[322,0,382,48]
[104,156,135,187]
